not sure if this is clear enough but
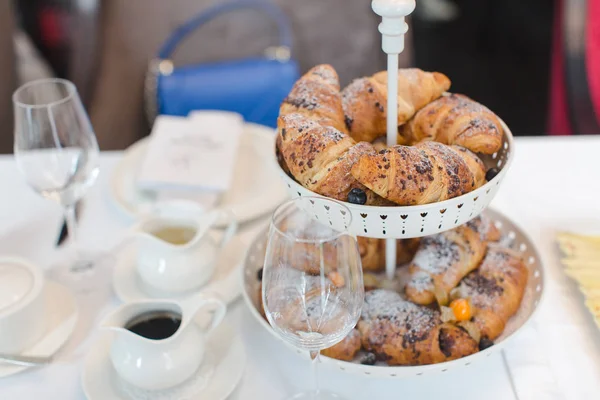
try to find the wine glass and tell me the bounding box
[13,79,101,285]
[262,197,364,400]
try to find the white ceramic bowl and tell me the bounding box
[275,120,514,239]
[241,209,546,378]
[0,257,47,354]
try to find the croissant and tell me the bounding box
[466,214,501,243]
[358,237,420,272]
[269,271,344,336]
[351,141,486,206]
[277,64,347,176]
[405,225,486,306]
[398,94,504,154]
[452,244,529,340]
[277,65,396,205]
[357,237,384,272]
[280,64,348,133]
[358,290,478,365]
[279,113,387,204]
[342,69,451,143]
[321,329,361,361]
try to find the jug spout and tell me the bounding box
[135,201,237,250]
[135,200,209,247]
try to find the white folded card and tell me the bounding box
[137,112,243,193]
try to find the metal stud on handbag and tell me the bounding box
[144,0,299,127]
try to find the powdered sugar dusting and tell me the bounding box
[285,83,320,111]
[283,66,344,126]
[412,234,460,275]
[361,289,438,337]
[484,244,524,275]
[406,270,433,293]
[309,65,340,88]
[281,114,345,143]
[467,214,492,240]
[342,78,371,109]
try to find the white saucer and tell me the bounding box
[109,123,288,226]
[0,281,78,378]
[81,321,246,400]
[112,234,245,305]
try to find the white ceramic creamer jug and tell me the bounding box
[101,295,226,391]
[133,200,237,293]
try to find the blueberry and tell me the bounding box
[360,352,377,365]
[348,188,367,205]
[257,268,263,281]
[478,338,494,351]
[485,168,499,182]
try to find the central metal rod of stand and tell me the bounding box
[385,54,398,280]
[372,0,416,280]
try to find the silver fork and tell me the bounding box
[0,353,53,367]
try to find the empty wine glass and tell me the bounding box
[262,197,364,400]
[13,79,101,286]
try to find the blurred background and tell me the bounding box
[0,0,598,153]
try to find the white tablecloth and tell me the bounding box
[0,136,599,399]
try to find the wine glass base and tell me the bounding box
[47,250,113,295]
[287,391,345,400]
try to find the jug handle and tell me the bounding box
[202,298,227,334]
[207,210,238,249]
[182,297,227,334]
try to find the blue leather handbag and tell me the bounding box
[145,0,299,128]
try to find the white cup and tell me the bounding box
[0,257,47,354]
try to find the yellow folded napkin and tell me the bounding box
[557,232,600,329]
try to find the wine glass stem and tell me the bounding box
[310,350,320,397]
[64,204,80,258]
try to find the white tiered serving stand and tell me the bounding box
[276,0,514,280]
[245,0,544,378]
[242,208,545,377]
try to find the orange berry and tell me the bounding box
[328,271,345,288]
[450,298,472,321]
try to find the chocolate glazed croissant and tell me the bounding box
[452,244,529,340]
[342,69,451,143]
[398,94,504,154]
[405,225,486,306]
[358,290,478,365]
[351,141,486,206]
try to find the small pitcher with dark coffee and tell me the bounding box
[101,296,226,391]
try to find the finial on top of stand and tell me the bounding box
[371,0,416,54]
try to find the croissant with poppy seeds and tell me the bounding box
[358,290,478,365]
[451,244,529,340]
[277,66,397,205]
[278,113,391,205]
[342,69,451,143]
[350,141,486,206]
[280,64,348,134]
[398,93,504,154]
[404,225,486,306]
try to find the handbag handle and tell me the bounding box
[157,0,293,60]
